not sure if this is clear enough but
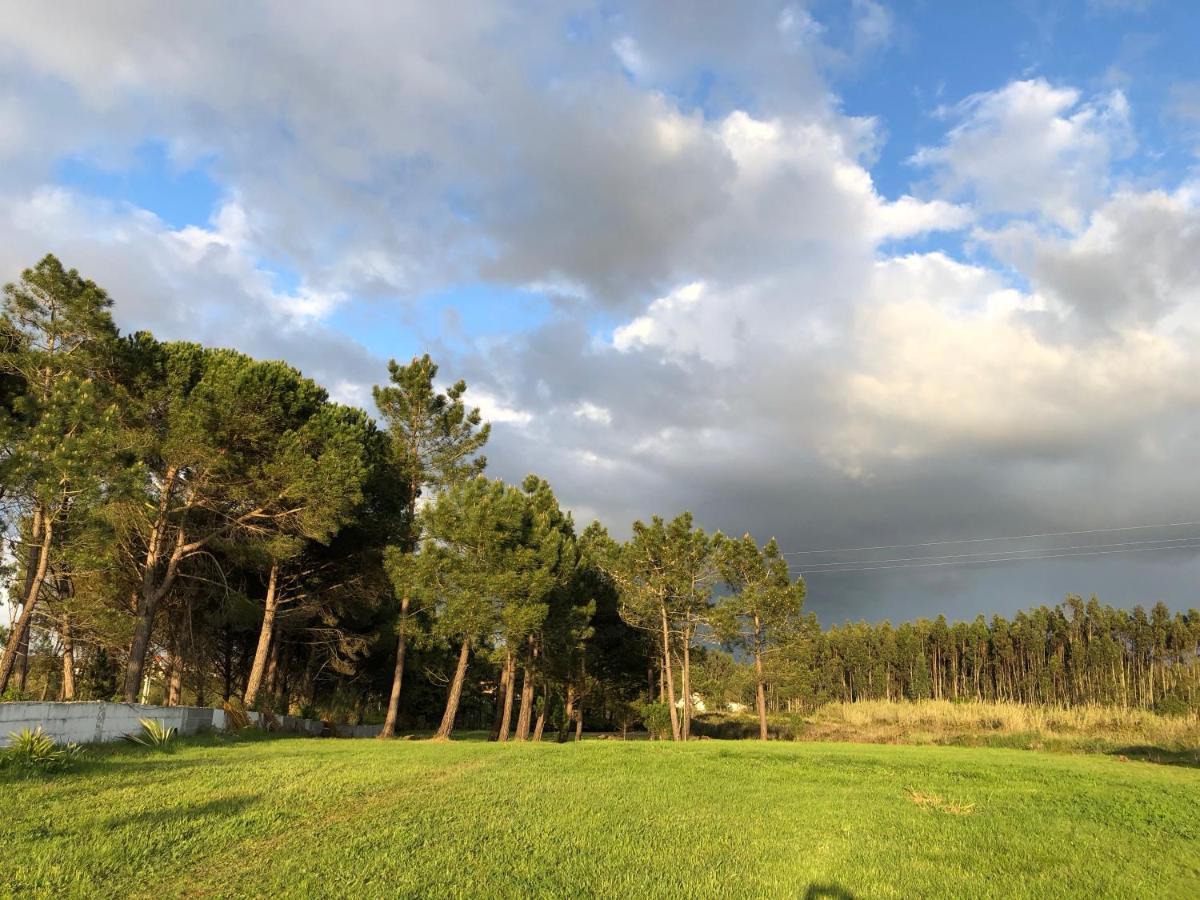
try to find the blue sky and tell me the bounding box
[3,0,1200,622]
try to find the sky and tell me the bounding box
[3,0,1200,624]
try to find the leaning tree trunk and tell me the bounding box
[244,563,279,709]
[434,638,472,740]
[659,603,681,741]
[61,616,76,701]
[379,593,411,738]
[0,510,53,696]
[123,583,165,702]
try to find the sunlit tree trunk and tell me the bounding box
[61,615,76,701]
[0,509,53,695]
[681,623,693,741]
[660,603,681,741]
[244,563,279,709]
[435,638,471,740]
[515,648,535,741]
[490,652,514,741]
[753,615,768,740]
[380,593,411,738]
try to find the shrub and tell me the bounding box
[1153,695,1194,719]
[2,727,84,774]
[124,718,177,750]
[639,701,673,739]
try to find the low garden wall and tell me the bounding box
[0,701,382,746]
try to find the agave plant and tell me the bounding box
[125,718,177,750]
[3,727,84,772]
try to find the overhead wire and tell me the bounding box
[796,540,1200,575]
[799,535,1200,570]
[780,520,1200,557]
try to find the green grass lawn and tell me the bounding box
[2,734,1197,899]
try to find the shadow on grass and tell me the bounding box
[103,793,261,829]
[1107,746,1200,769]
[804,883,856,899]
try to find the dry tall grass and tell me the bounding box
[805,700,1200,750]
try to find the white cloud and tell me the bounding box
[913,79,1134,229]
[463,388,534,427]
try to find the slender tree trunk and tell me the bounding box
[379,593,411,738]
[575,704,583,742]
[167,654,183,707]
[222,622,234,702]
[61,616,76,701]
[265,638,280,699]
[14,628,30,693]
[0,510,53,696]
[515,660,535,741]
[560,682,575,743]
[532,683,548,741]
[681,628,692,741]
[499,654,517,741]
[243,563,279,709]
[660,603,681,741]
[434,638,472,740]
[490,652,514,741]
[753,617,769,740]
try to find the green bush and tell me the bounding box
[638,701,673,739]
[2,727,84,774]
[1153,695,1194,718]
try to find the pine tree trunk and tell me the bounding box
[560,682,575,743]
[660,603,681,741]
[61,616,76,701]
[0,510,53,696]
[532,684,548,741]
[14,627,30,693]
[379,593,411,738]
[265,638,280,699]
[435,638,472,740]
[123,588,159,702]
[499,654,516,741]
[167,655,183,707]
[490,652,514,741]
[243,563,279,709]
[753,618,768,741]
[515,658,535,741]
[681,628,692,741]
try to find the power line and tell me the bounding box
[781,520,1200,557]
[799,535,1200,570]
[797,541,1200,575]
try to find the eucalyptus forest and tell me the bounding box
[2,255,1199,741]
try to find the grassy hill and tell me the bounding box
[2,734,1197,898]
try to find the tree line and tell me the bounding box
[1,256,1196,742]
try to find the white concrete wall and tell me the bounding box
[0,702,363,746]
